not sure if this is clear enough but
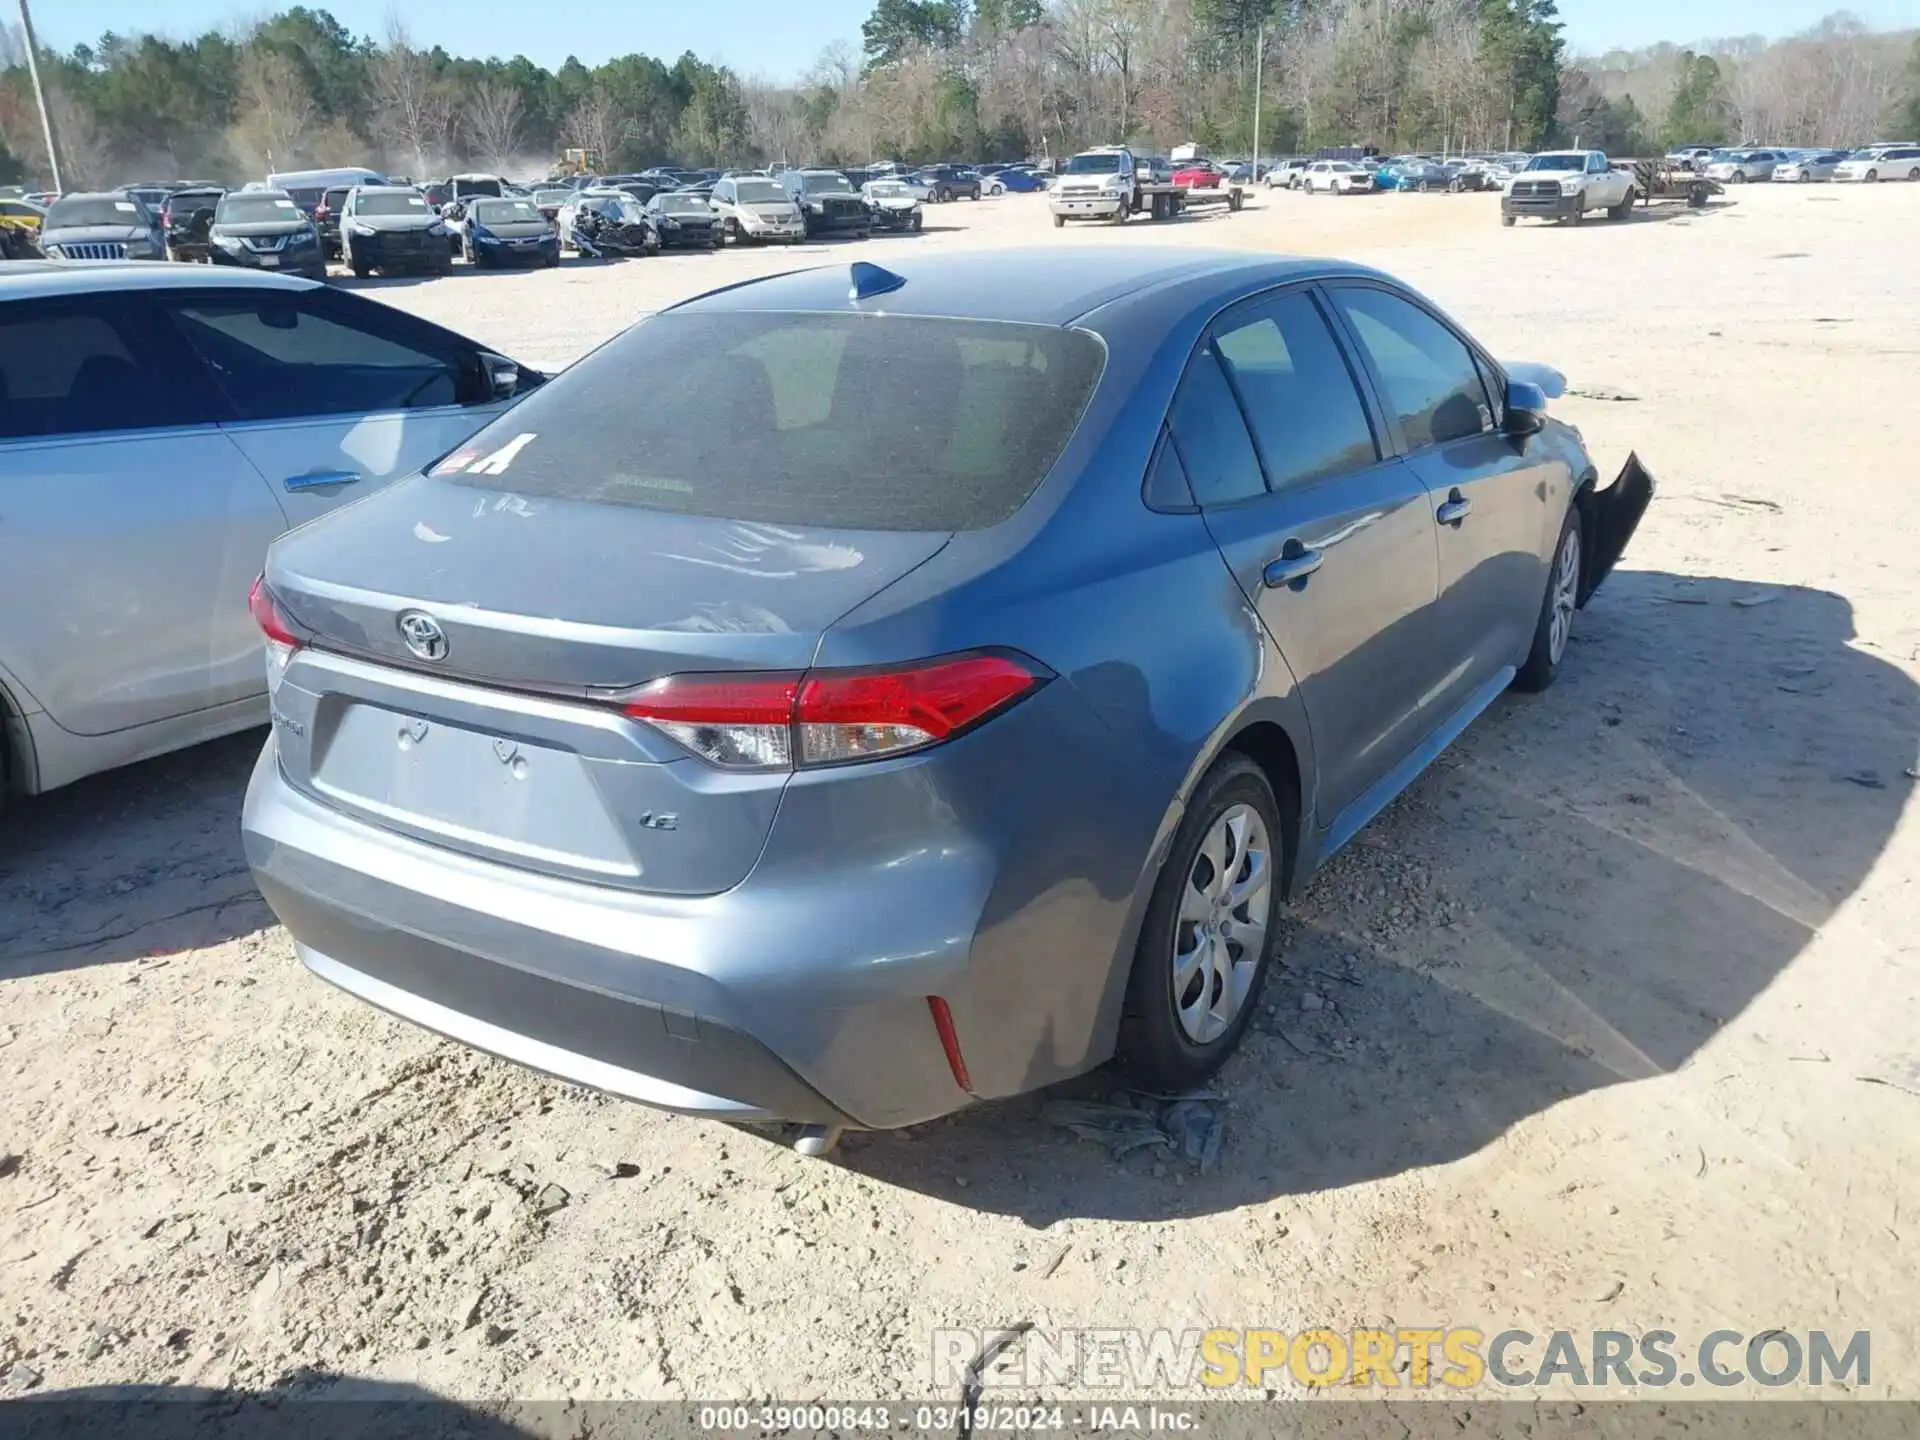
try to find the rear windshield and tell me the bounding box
[444,312,1106,531]
[472,198,542,223]
[218,194,302,224]
[46,196,149,228]
[355,191,431,216]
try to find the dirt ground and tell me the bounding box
[3,182,1918,1417]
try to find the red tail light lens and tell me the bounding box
[622,673,800,770]
[619,652,1046,771]
[248,575,302,648]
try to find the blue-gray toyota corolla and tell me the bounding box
[243,248,1651,1151]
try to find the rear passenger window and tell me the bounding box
[1332,288,1494,449]
[162,293,470,421]
[0,301,219,440]
[1168,347,1265,506]
[1211,292,1378,491]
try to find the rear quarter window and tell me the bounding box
[443,312,1106,531]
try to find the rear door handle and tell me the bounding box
[284,469,362,492]
[1263,547,1325,588]
[1436,488,1473,525]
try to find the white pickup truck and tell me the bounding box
[1500,150,1637,226]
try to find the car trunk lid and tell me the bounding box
[262,473,950,894]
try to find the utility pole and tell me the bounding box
[1250,22,1264,174]
[16,0,63,192]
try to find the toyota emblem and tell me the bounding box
[396,610,449,662]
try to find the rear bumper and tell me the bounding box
[243,739,984,1129]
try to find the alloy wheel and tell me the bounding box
[1171,803,1273,1044]
[1548,523,1581,666]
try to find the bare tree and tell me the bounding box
[370,20,451,176]
[742,78,810,166]
[563,89,628,163]
[233,45,316,171]
[462,79,523,169]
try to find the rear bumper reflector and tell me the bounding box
[927,997,973,1094]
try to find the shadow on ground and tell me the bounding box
[5,1380,535,1439]
[834,569,1913,1220]
[0,730,271,979]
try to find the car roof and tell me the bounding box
[0,260,324,301]
[670,248,1380,327]
[350,185,418,195]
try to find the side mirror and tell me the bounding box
[482,352,520,400]
[1504,379,1547,436]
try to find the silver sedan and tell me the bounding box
[1705,149,1789,183]
[1773,152,1847,182]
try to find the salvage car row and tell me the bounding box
[1,160,1049,274]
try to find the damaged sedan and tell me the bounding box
[243,250,1652,1154]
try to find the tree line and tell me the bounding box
[2,2,1917,190]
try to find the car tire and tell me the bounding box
[1515,505,1584,693]
[1501,214,1516,227]
[1116,753,1287,1091]
[1909,167,1920,181]
[1053,213,1066,228]
[1864,169,1878,183]
[1607,190,1635,220]
[1729,171,1746,183]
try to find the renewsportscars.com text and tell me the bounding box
[931,1327,1870,1391]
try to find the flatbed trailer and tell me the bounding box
[1051,180,1245,225]
[1630,159,1721,208]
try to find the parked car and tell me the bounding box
[707,175,806,245]
[340,186,453,277]
[38,192,165,261]
[0,263,543,799]
[1441,159,1495,191]
[1666,145,1718,171]
[1300,160,1376,194]
[1265,159,1310,188]
[861,178,925,231]
[159,186,225,262]
[1832,146,1920,182]
[207,191,326,280]
[1772,151,1848,183]
[644,190,720,249]
[994,165,1051,193]
[559,191,659,258]
[532,187,575,222]
[454,197,560,268]
[0,196,45,259]
[311,186,351,258]
[1378,157,1451,192]
[114,184,177,219]
[913,164,982,202]
[781,169,871,238]
[1705,149,1789,183]
[239,249,1651,1148]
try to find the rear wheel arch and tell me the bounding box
[1223,721,1304,899]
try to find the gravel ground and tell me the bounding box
[3,183,1918,1416]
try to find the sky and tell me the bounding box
[32,0,1920,75]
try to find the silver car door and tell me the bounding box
[153,286,523,528]
[1325,282,1565,712]
[1179,286,1443,828]
[0,291,284,735]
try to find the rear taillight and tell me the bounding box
[619,652,1046,771]
[249,575,303,693]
